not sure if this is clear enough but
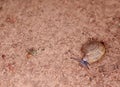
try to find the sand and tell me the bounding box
[0,0,120,87]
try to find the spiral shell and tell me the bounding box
[82,41,105,64]
[71,40,106,69]
[81,41,105,64]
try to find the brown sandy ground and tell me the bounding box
[0,0,120,87]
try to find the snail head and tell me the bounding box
[70,57,89,69]
[80,59,89,69]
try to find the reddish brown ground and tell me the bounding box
[0,0,120,87]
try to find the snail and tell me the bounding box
[71,40,106,69]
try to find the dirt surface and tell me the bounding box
[0,0,120,87]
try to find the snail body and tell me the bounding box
[81,41,105,64]
[71,40,106,69]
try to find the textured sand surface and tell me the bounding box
[0,0,120,87]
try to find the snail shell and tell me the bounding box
[78,41,106,69]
